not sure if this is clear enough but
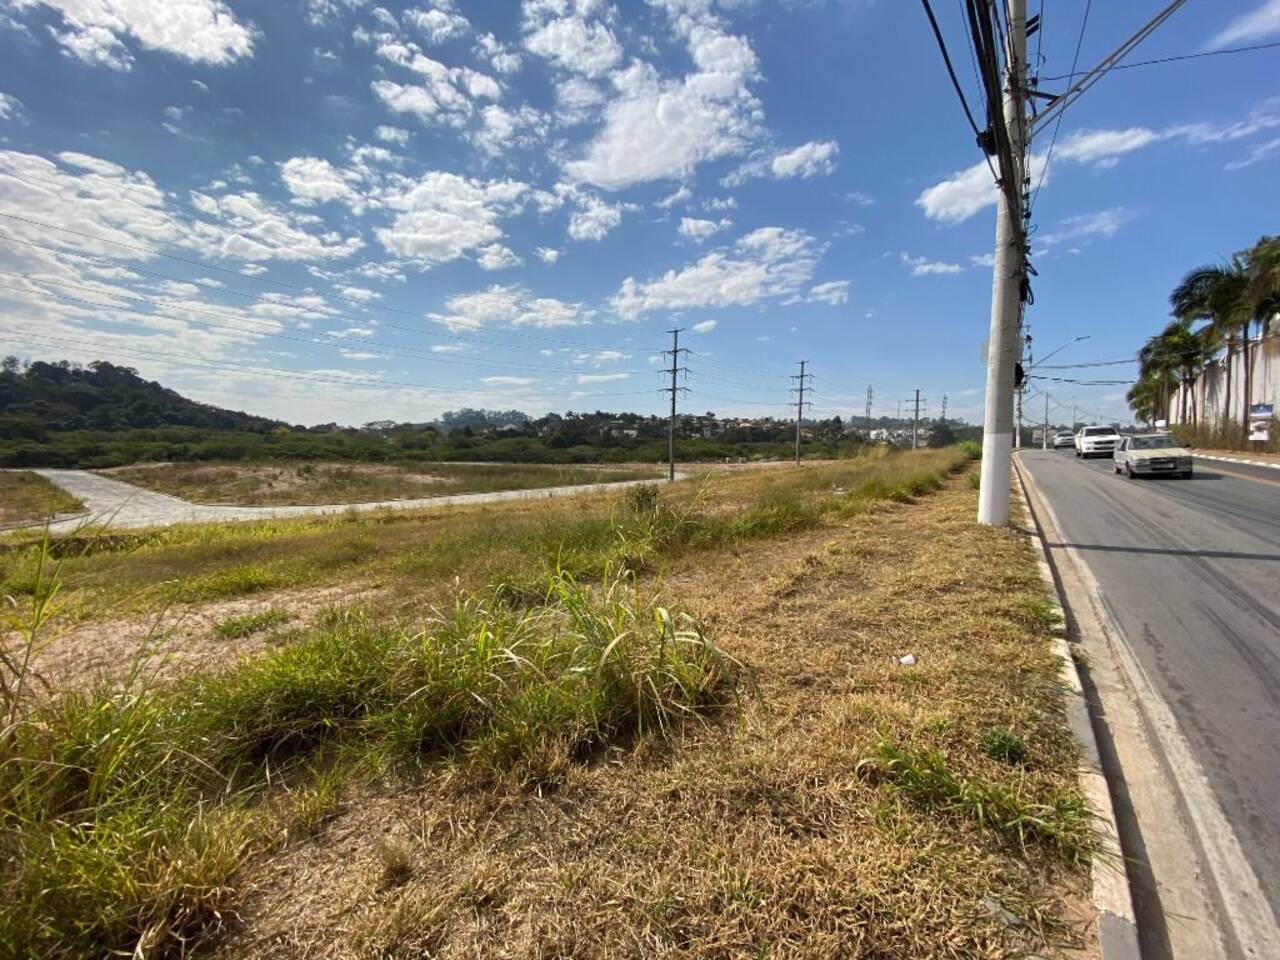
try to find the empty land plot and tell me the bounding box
[0,470,84,527]
[0,448,1096,959]
[97,461,663,506]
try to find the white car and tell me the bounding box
[1113,434,1194,479]
[1075,425,1120,458]
[1052,430,1075,449]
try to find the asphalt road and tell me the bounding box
[1018,449,1280,925]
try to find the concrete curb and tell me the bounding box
[1010,455,1142,960]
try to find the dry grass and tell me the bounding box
[207,470,1093,960]
[98,461,662,506]
[1,451,1095,958]
[0,471,84,528]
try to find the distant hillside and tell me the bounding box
[0,358,285,434]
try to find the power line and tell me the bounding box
[1030,0,1091,213]
[920,0,987,140]
[1038,39,1280,79]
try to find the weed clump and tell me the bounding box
[858,739,1093,864]
[0,568,741,959]
[979,727,1029,766]
[214,607,292,639]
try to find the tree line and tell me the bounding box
[1129,236,1279,434]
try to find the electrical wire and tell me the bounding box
[1030,0,1092,214]
[1038,39,1280,79]
[920,0,987,140]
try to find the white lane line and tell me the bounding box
[1027,459,1280,959]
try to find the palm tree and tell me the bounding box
[1136,328,1184,425]
[1244,237,1280,425]
[1169,261,1248,435]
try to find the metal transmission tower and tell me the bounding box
[940,393,948,423]
[790,360,814,464]
[660,327,690,482]
[910,389,925,449]
[865,385,873,429]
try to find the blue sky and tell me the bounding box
[0,0,1277,427]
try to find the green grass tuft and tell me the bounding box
[213,607,292,639]
[858,739,1093,864]
[979,727,1029,766]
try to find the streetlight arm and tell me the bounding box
[1028,335,1090,371]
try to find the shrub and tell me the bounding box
[979,727,1029,766]
[958,440,982,460]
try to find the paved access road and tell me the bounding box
[1018,449,1280,934]
[26,469,670,532]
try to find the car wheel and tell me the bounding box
[1126,464,1135,479]
[1113,463,1121,474]
[1182,470,1193,480]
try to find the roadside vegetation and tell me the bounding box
[1130,234,1279,451]
[98,460,661,506]
[0,471,83,528]
[0,447,1095,958]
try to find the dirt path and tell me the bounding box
[28,468,680,532]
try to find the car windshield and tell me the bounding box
[1130,436,1178,450]
[1083,427,1115,436]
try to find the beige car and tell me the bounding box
[1113,434,1194,479]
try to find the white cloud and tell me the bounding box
[724,139,839,186]
[536,246,561,264]
[429,284,594,331]
[374,124,411,145]
[576,372,630,383]
[25,0,254,69]
[0,92,23,121]
[919,106,1280,223]
[691,319,717,334]
[367,39,500,128]
[567,193,623,241]
[338,285,380,302]
[807,280,849,305]
[522,8,622,78]
[476,243,522,270]
[969,252,995,267]
[1225,135,1280,170]
[1210,0,1280,48]
[279,156,361,208]
[405,4,469,45]
[563,6,762,189]
[554,76,606,124]
[678,216,731,241]
[473,104,548,155]
[482,375,535,386]
[476,32,522,74]
[901,252,962,276]
[610,226,821,320]
[376,171,527,268]
[656,184,692,209]
[1037,207,1132,248]
[1055,127,1160,165]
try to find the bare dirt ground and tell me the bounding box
[208,475,1095,960]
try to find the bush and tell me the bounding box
[958,440,982,460]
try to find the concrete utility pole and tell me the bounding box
[977,0,1027,526]
[790,360,813,464]
[1043,391,1050,450]
[911,389,923,450]
[661,327,689,482]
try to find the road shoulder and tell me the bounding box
[1010,459,1140,960]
